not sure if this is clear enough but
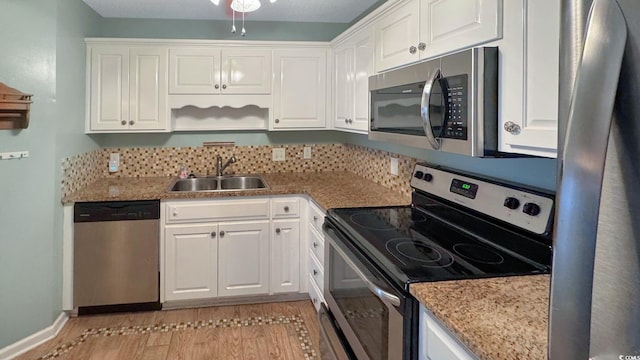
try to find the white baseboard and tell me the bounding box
[0,312,68,360]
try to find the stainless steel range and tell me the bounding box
[320,163,554,360]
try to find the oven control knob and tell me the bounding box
[523,203,541,216]
[423,173,433,182]
[503,197,520,210]
[414,171,424,179]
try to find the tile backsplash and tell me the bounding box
[61,143,419,199]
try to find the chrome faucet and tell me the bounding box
[215,155,237,176]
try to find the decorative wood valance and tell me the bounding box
[0,82,33,130]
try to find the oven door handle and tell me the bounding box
[328,231,401,307]
[421,68,443,150]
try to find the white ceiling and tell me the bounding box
[82,0,382,23]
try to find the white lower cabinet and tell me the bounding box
[164,224,217,301]
[271,219,301,294]
[218,221,270,297]
[162,196,306,303]
[419,304,477,360]
[307,200,326,312]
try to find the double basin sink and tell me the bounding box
[168,175,268,192]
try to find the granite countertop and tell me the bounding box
[410,275,550,360]
[62,171,411,210]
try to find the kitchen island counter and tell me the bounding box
[410,275,550,360]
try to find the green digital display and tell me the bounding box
[450,179,479,199]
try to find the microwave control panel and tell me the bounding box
[443,74,468,140]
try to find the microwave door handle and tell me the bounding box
[421,68,442,150]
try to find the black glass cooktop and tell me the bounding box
[326,201,552,290]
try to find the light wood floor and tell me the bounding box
[15,300,320,360]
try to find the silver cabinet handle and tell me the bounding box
[313,242,318,248]
[418,42,426,51]
[211,232,216,238]
[219,231,225,237]
[171,208,178,217]
[313,216,318,221]
[345,118,348,123]
[504,121,521,135]
[129,120,134,126]
[121,120,127,125]
[312,297,317,304]
[215,84,220,89]
[222,84,227,89]
[421,68,443,150]
[275,119,280,124]
[283,206,289,212]
[275,228,281,234]
[409,46,417,54]
[313,269,318,276]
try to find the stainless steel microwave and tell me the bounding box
[369,47,499,157]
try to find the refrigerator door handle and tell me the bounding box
[549,0,627,359]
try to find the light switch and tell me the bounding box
[303,147,312,159]
[390,157,399,176]
[272,148,285,162]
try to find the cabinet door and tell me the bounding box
[333,45,353,131]
[129,47,168,131]
[221,49,272,94]
[164,224,217,301]
[218,221,270,297]
[89,45,129,131]
[352,28,374,132]
[271,219,301,294]
[420,0,502,60]
[272,49,328,129]
[169,48,221,94]
[419,305,476,360]
[374,0,421,72]
[499,0,559,157]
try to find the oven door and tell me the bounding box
[323,220,408,360]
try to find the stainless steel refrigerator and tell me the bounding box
[550,0,640,359]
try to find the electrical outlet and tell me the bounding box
[272,148,286,162]
[390,157,399,176]
[109,153,120,173]
[303,147,312,159]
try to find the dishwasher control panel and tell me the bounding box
[74,200,160,222]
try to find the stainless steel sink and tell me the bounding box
[168,175,268,192]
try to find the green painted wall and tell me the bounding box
[0,0,100,350]
[99,18,348,41]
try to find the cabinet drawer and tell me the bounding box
[309,226,325,265]
[271,197,300,218]
[421,305,476,360]
[309,253,324,292]
[308,200,325,234]
[165,198,269,224]
[308,274,324,312]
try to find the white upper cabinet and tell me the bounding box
[169,48,271,95]
[272,48,328,130]
[375,0,421,72]
[333,26,374,133]
[497,0,559,157]
[374,0,502,72]
[88,45,169,133]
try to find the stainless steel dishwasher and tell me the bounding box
[73,200,160,313]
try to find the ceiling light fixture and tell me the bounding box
[210,0,277,36]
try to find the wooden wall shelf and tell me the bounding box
[0,82,33,130]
